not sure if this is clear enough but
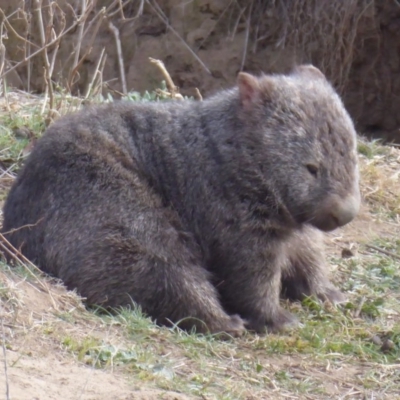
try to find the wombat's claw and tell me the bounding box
[212,314,246,339]
[318,287,347,304]
[267,309,299,333]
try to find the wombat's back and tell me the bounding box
[2,101,172,270]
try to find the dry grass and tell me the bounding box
[0,92,399,399]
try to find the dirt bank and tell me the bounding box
[1,0,399,142]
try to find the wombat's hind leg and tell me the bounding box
[280,226,346,304]
[78,221,245,338]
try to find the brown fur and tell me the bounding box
[1,65,360,335]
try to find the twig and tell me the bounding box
[365,244,400,261]
[34,0,55,117]
[240,1,253,71]
[0,21,9,110]
[0,233,58,309]
[108,21,127,94]
[0,6,89,80]
[230,6,246,41]
[353,296,365,318]
[68,7,106,92]
[25,10,32,93]
[72,0,88,71]
[0,316,10,400]
[84,47,106,99]
[0,8,39,49]
[68,0,99,91]
[149,58,175,94]
[194,88,203,101]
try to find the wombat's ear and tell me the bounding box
[237,72,273,110]
[294,65,326,81]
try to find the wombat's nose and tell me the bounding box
[330,194,360,227]
[312,192,360,232]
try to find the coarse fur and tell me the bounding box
[1,65,360,336]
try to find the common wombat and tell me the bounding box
[1,65,360,336]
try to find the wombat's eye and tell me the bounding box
[306,164,319,177]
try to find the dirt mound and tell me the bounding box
[5,352,190,400]
[0,269,192,399]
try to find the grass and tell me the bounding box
[0,91,399,399]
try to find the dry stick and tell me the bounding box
[94,51,107,96]
[68,0,98,90]
[72,0,88,70]
[108,21,127,94]
[88,50,108,99]
[146,0,211,75]
[365,244,400,261]
[1,316,10,400]
[194,88,203,101]
[0,8,39,49]
[240,0,253,71]
[0,8,88,80]
[69,8,106,92]
[104,0,129,19]
[353,296,366,318]
[82,1,118,37]
[117,0,125,19]
[0,234,58,309]
[0,23,9,111]
[230,6,246,41]
[25,10,32,93]
[84,47,106,99]
[34,0,54,115]
[148,57,180,98]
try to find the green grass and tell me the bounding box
[357,137,390,159]
[52,233,399,398]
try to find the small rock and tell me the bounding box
[13,126,33,139]
[371,335,382,346]
[341,248,354,258]
[380,339,395,353]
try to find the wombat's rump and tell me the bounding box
[1,65,360,335]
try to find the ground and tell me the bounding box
[0,91,399,400]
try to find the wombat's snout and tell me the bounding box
[312,192,360,232]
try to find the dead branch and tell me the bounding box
[0,315,10,400]
[0,233,58,309]
[240,1,253,71]
[72,0,88,70]
[68,7,106,92]
[0,21,9,110]
[0,8,38,49]
[0,4,90,81]
[84,47,106,99]
[195,88,203,101]
[108,21,127,94]
[149,57,183,100]
[365,244,400,261]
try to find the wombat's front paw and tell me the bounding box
[266,309,299,333]
[246,308,298,333]
[212,314,246,338]
[318,287,347,304]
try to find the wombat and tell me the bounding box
[1,65,360,336]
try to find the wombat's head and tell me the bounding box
[237,65,360,231]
